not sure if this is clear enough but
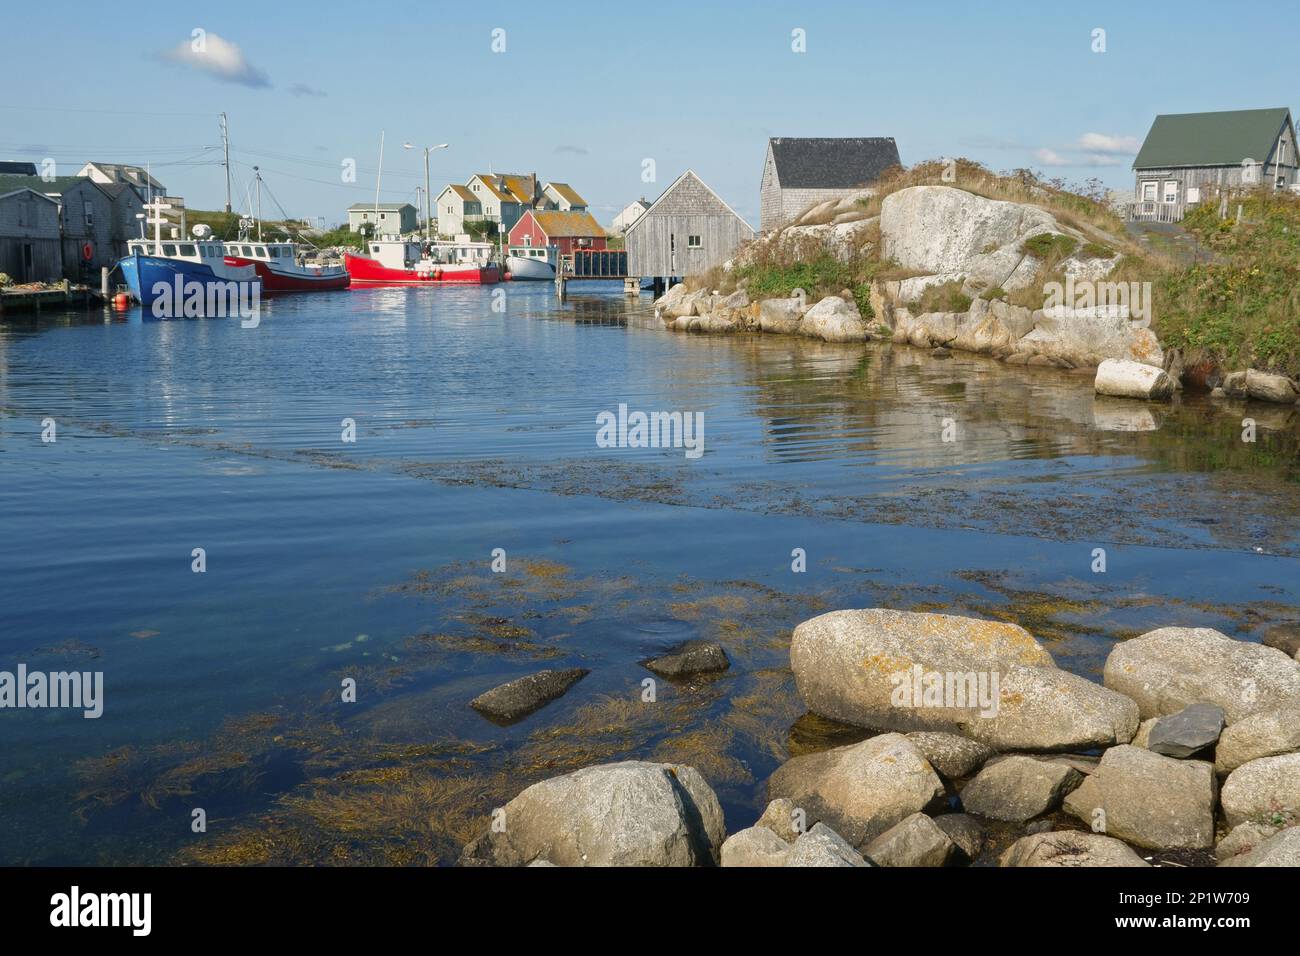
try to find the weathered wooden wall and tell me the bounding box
[627,172,754,277]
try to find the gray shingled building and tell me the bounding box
[759,136,901,232]
[625,170,753,281]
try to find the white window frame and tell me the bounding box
[1140,181,1157,203]
[687,234,702,248]
[1162,180,1179,204]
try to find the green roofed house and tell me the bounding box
[1131,107,1297,221]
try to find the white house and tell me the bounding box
[611,198,650,234]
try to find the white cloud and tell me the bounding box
[1077,132,1141,154]
[1034,148,1070,167]
[161,33,270,88]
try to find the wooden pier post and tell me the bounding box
[101,267,109,298]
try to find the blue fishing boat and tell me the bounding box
[118,202,260,311]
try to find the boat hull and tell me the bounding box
[225,256,350,292]
[505,255,556,281]
[118,255,261,307]
[344,253,500,285]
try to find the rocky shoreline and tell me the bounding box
[459,610,1300,867]
[653,184,1300,409]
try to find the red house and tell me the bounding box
[507,209,607,255]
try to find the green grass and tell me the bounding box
[1021,232,1078,262]
[1153,191,1300,374]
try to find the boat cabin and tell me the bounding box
[128,238,229,267]
[507,245,557,265]
[363,237,496,269]
[224,241,299,263]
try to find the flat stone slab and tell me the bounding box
[1147,703,1226,759]
[469,667,590,724]
[642,639,729,678]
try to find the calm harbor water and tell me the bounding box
[2,282,1298,865]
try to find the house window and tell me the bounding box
[1163,181,1178,204]
[83,201,94,228]
[523,235,531,246]
[446,205,453,214]
[1140,181,1157,203]
[687,235,702,248]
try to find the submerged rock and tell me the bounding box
[1147,703,1225,759]
[469,667,589,723]
[1104,626,1300,722]
[766,732,944,846]
[1000,830,1150,867]
[863,812,957,867]
[960,755,1083,823]
[642,639,729,678]
[460,760,724,867]
[1062,745,1216,849]
[1220,753,1300,828]
[1094,358,1175,400]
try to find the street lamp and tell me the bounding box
[404,141,449,240]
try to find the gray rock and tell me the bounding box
[459,760,724,867]
[755,797,802,843]
[863,812,957,867]
[1104,626,1300,723]
[1263,624,1300,659]
[1062,746,1216,849]
[800,295,869,343]
[1215,821,1280,862]
[642,640,729,678]
[960,755,1083,823]
[880,185,1063,291]
[785,822,872,867]
[756,296,806,334]
[1000,831,1150,867]
[1147,703,1225,758]
[1217,826,1300,866]
[766,732,944,846]
[1228,371,1300,404]
[469,668,589,723]
[720,826,790,867]
[791,608,1138,751]
[905,731,994,779]
[1016,312,1164,369]
[1215,704,1300,773]
[1094,359,1174,401]
[932,813,985,862]
[1220,753,1300,828]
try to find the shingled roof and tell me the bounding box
[528,209,604,238]
[768,137,901,189]
[1133,108,1293,169]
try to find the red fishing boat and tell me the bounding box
[223,239,350,292]
[344,238,500,285]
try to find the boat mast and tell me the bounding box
[253,166,263,241]
[221,112,232,214]
[373,130,385,239]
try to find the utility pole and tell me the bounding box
[220,112,232,214]
[424,148,431,241]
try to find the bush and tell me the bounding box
[918,280,972,314]
[1021,232,1078,262]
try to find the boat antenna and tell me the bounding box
[373,130,385,239]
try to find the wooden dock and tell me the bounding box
[555,250,645,299]
[0,281,104,315]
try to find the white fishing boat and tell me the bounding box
[505,245,557,281]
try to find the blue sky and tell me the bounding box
[5,0,1296,227]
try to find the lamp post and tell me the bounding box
[404,142,449,240]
